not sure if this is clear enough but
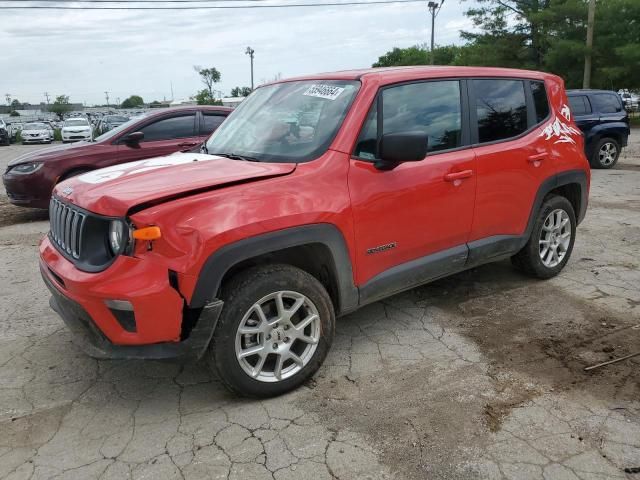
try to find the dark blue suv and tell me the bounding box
[567,89,630,169]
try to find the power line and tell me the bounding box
[0,0,423,8]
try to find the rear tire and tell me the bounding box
[590,137,620,169]
[511,195,576,279]
[208,264,335,398]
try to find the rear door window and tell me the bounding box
[568,96,592,115]
[591,93,623,114]
[354,80,463,159]
[140,114,196,141]
[473,79,527,143]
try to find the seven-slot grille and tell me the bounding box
[49,197,86,259]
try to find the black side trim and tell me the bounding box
[189,224,359,315]
[359,244,468,306]
[43,268,222,361]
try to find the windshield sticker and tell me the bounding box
[303,84,345,101]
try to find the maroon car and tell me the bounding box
[3,106,232,208]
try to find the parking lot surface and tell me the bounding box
[1,136,639,480]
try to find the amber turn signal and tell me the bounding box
[132,226,162,241]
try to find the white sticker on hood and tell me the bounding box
[77,153,219,184]
[303,84,345,101]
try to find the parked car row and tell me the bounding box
[618,89,639,111]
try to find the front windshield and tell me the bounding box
[205,80,360,163]
[25,123,47,129]
[93,114,149,142]
[65,119,89,127]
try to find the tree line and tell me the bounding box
[374,0,639,90]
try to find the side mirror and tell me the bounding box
[375,132,428,170]
[124,131,144,145]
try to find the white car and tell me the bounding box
[61,118,92,143]
[21,122,53,144]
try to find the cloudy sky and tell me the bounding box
[0,0,477,106]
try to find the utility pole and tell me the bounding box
[5,93,11,106]
[44,92,50,105]
[583,0,596,89]
[104,91,110,109]
[427,1,443,65]
[246,46,255,90]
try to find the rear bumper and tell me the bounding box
[40,236,223,360]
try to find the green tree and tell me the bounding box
[230,86,253,97]
[373,45,467,67]
[49,95,72,120]
[121,95,144,108]
[10,99,21,108]
[193,89,222,106]
[9,110,20,117]
[461,0,640,89]
[194,66,222,100]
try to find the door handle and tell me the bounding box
[527,152,547,163]
[178,141,197,147]
[444,170,473,182]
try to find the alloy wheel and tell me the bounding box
[234,291,321,382]
[539,209,572,268]
[598,142,617,166]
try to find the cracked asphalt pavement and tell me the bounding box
[1,133,639,479]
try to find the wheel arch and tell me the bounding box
[528,170,589,238]
[189,224,359,316]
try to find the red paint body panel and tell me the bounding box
[348,150,476,284]
[39,67,590,348]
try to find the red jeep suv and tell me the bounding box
[40,67,589,397]
[3,106,231,209]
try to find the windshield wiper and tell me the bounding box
[212,152,260,162]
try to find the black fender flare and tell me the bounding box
[188,223,359,315]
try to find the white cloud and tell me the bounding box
[1,0,478,105]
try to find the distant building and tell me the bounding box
[170,98,197,106]
[221,97,245,108]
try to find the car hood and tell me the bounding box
[21,129,49,134]
[8,140,99,167]
[53,152,297,216]
[62,125,90,130]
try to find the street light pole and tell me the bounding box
[245,46,255,90]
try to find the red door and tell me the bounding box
[469,79,556,242]
[348,80,477,287]
[117,112,200,164]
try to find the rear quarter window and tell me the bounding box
[591,93,623,114]
[531,81,550,123]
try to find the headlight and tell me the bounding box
[108,220,126,255]
[10,162,43,175]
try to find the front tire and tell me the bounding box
[591,137,620,169]
[511,195,576,279]
[208,264,335,397]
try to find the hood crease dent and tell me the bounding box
[53,153,297,216]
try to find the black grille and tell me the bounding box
[49,197,87,259]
